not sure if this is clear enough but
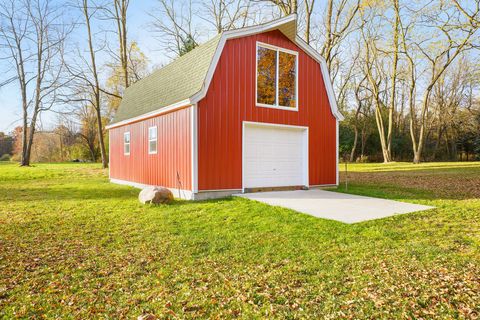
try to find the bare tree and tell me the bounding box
[76,103,98,161]
[304,0,315,43]
[452,0,480,29]
[101,0,130,88]
[264,0,298,15]
[0,0,68,166]
[408,1,479,163]
[114,0,129,87]
[362,31,392,163]
[62,0,108,168]
[82,0,107,167]
[150,0,199,57]
[200,0,252,33]
[320,0,360,72]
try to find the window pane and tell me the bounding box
[278,51,296,108]
[124,133,130,143]
[149,127,157,140]
[149,141,157,153]
[125,144,130,154]
[257,46,277,105]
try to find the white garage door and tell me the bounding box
[243,122,308,189]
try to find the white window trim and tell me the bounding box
[148,126,157,154]
[124,132,130,155]
[255,41,299,112]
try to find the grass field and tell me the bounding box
[0,162,479,319]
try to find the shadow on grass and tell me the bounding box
[0,183,137,202]
[0,183,242,205]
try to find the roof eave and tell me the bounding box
[105,98,192,130]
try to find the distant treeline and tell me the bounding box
[1,0,479,165]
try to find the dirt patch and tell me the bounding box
[341,171,480,199]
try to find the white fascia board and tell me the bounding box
[294,36,344,121]
[190,15,344,122]
[221,14,297,40]
[106,98,192,130]
[110,14,343,129]
[190,14,298,105]
[191,104,198,193]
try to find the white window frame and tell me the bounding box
[255,41,299,111]
[148,126,157,154]
[124,132,130,155]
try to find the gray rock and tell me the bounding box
[139,186,173,204]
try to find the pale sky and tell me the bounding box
[0,0,179,133]
[0,0,288,133]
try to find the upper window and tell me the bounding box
[124,132,130,155]
[148,126,157,154]
[256,42,298,110]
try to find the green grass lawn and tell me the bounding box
[0,162,479,319]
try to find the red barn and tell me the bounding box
[106,15,343,200]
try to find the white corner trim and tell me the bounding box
[110,178,194,200]
[191,104,198,193]
[106,99,192,130]
[294,36,344,121]
[336,119,340,186]
[108,131,111,178]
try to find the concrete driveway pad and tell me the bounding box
[235,189,434,223]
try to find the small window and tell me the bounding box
[256,42,298,110]
[148,126,157,154]
[124,132,130,155]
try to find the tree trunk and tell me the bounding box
[374,104,391,163]
[361,124,367,158]
[305,6,311,44]
[350,125,358,162]
[323,0,334,70]
[387,0,400,162]
[114,0,129,88]
[84,0,108,168]
[20,108,29,166]
[304,0,315,44]
[95,103,108,168]
[89,144,96,162]
[412,88,431,164]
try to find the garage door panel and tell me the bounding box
[243,123,307,189]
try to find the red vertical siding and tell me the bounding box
[109,107,192,190]
[197,30,337,191]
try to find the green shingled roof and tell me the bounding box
[111,34,222,124]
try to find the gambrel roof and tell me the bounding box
[111,34,222,125]
[107,15,343,129]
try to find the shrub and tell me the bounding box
[0,154,11,161]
